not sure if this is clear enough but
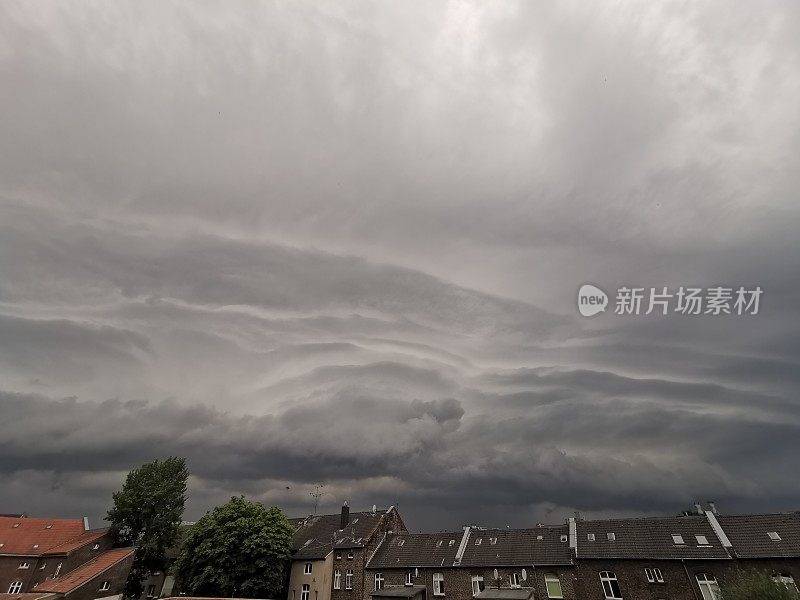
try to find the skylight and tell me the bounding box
[768,531,782,541]
[672,535,685,545]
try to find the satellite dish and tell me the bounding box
[521,569,527,581]
[415,568,419,577]
[493,569,499,580]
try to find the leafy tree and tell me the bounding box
[106,457,189,599]
[175,496,294,598]
[721,569,800,600]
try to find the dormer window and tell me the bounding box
[769,531,782,541]
[672,534,685,545]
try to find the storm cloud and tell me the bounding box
[1,1,799,530]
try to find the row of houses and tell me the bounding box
[0,514,134,600]
[286,503,800,600]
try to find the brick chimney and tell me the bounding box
[340,502,350,529]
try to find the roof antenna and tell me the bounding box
[310,483,326,516]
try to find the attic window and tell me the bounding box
[448,540,455,546]
[536,535,543,541]
[696,535,710,546]
[672,535,685,545]
[475,539,482,545]
[489,538,497,545]
[560,535,568,542]
[768,531,782,541]
[607,533,616,541]
[587,534,596,541]
[436,541,443,547]
[398,540,405,546]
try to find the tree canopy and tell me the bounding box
[721,569,800,600]
[175,496,294,598]
[106,457,189,598]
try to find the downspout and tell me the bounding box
[682,560,701,600]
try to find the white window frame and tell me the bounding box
[405,572,414,586]
[510,573,521,589]
[433,573,445,596]
[696,535,709,546]
[347,551,354,560]
[599,571,622,600]
[607,533,616,541]
[19,562,30,569]
[672,534,685,545]
[696,573,721,600]
[304,563,313,574]
[8,582,23,594]
[544,573,563,599]
[301,584,310,600]
[333,570,341,590]
[645,568,655,583]
[374,573,384,591]
[100,581,111,591]
[345,570,353,590]
[653,568,664,583]
[336,552,342,559]
[587,534,595,541]
[471,576,484,597]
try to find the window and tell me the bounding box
[93,543,101,550]
[768,531,782,541]
[645,568,655,583]
[448,540,455,546]
[489,538,497,545]
[19,562,30,569]
[672,534,685,545]
[374,573,384,591]
[433,573,445,596]
[471,576,484,597]
[696,573,721,600]
[475,538,482,545]
[100,581,111,591]
[773,574,798,592]
[45,524,53,529]
[147,584,156,597]
[347,551,354,560]
[55,563,62,577]
[334,570,341,590]
[8,582,22,594]
[510,573,521,589]
[607,533,616,541]
[696,535,709,545]
[40,562,46,570]
[304,563,313,574]
[587,534,596,541]
[436,541,443,547]
[653,568,664,583]
[599,571,622,600]
[398,540,405,547]
[301,584,310,600]
[544,573,563,599]
[336,552,342,559]
[405,572,414,586]
[560,534,568,542]
[345,570,353,590]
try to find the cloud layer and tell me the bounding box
[1,0,799,530]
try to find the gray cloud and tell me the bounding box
[0,0,798,529]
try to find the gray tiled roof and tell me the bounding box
[719,512,800,558]
[291,509,390,559]
[576,515,730,559]
[461,527,572,566]
[367,532,462,568]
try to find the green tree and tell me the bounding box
[106,457,189,599]
[721,569,800,600]
[175,496,293,598]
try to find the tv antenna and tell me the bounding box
[310,483,327,515]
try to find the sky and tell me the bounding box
[1,1,799,532]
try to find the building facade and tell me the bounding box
[0,516,134,600]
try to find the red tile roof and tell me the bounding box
[34,548,135,594]
[0,518,87,556]
[42,530,108,555]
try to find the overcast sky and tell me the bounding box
[1,1,799,531]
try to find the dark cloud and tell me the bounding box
[0,1,798,529]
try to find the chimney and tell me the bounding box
[707,501,718,515]
[340,502,350,529]
[694,503,703,515]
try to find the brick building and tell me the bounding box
[0,516,134,600]
[286,504,406,600]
